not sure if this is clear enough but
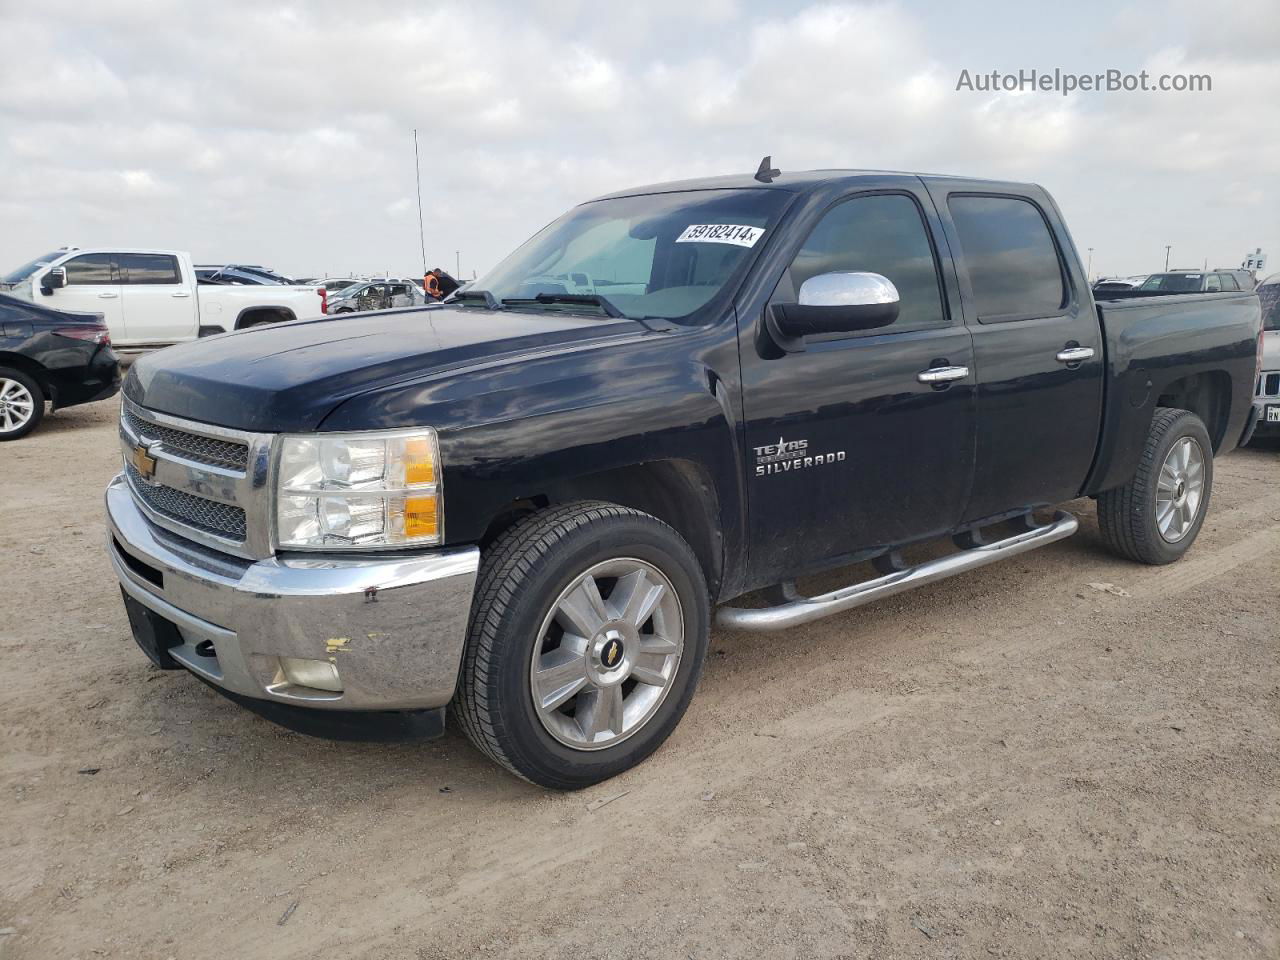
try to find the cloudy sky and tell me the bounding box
[1,0,1276,281]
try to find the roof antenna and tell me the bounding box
[754,155,780,183]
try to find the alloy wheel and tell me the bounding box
[529,558,684,751]
[0,378,36,434]
[1156,436,1205,542]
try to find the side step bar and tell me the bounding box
[716,511,1079,632]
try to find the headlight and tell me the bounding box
[275,429,442,549]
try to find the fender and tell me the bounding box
[320,322,750,592]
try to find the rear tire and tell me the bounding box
[0,367,44,441]
[1097,407,1213,564]
[452,501,710,789]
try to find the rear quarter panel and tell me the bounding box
[197,285,325,325]
[1086,291,1261,494]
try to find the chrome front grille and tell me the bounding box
[119,398,275,560]
[125,463,247,540]
[122,408,249,469]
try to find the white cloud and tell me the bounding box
[0,0,1275,280]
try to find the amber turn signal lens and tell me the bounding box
[403,495,439,539]
[404,437,436,485]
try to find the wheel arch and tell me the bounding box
[0,352,50,395]
[234,306,296,329]
[477,459,725,600]
[1153,370,1233,452]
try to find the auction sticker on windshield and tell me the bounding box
[676,224,765,247]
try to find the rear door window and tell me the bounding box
[947,195,1066,321]
[119,254,182,285]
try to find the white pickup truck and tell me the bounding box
[0,248,327,351]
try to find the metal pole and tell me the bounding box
[413,129,427,275]
[1164,245,1172,271]
[1087,247,1093,280]
[456,250,460,278]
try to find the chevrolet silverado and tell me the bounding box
[106,166,1263,788]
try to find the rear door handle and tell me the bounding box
[917,365,970,384]
[171,292,192,298]
[1056,346,1095,363]
[97,292,118,299]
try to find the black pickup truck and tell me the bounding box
[107,166,1263,788]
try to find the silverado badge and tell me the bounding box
[754,435,846,477]
[130,443,158,481]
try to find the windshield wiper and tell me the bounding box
[449,289,503,309]
[500,292,624,318]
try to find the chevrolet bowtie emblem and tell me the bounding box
[601,637,623,668]
[131,443,158,481]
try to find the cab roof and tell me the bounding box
[591,168,1027,201]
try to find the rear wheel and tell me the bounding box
[1097,407,1213,564]
[453,501,710,789]
[0,368,44,441]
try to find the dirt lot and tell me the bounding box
[1,398,1277,960]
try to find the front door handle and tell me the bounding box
[97,292,118,299]
[1056,346,1095,363]
[171,291,192,298]
[917,365,970,385]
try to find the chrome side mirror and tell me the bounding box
[798,271,899,312]
[768,271,900,349]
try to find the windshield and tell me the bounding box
[1140,273,1203,292]
[2,251,65,285]
[468,189,792,322]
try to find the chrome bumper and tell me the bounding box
[106,474,480,711]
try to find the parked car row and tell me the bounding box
[0,247,327,351]
[1092,270,1257,297]
[1137,269,1256,293]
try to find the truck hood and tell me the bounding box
[124,306,645,432]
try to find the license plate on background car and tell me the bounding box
[1268,406,1280,423]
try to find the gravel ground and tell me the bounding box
[1,398,1277,960]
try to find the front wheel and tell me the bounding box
[1097,407,1213,564]
[452,501,710,789]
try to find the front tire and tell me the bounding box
[1097,407,1213,564]
[452,501,710,789]
[0,367,44,441]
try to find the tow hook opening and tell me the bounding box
[272,657,345,696]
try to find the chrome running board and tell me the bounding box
[716,511,1079,632]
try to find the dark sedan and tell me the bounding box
[0,293,120,440]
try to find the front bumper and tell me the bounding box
[106,474,480,713]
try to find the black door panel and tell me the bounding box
[963,315,1104,519]
[736,182,977,586]
[923,183,1105,522]
[740,326,975,584]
